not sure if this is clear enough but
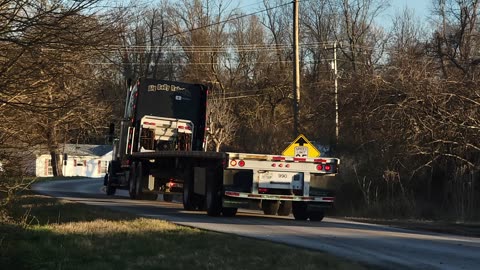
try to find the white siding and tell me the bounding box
[35,150,113,178]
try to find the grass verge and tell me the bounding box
[0,190,369,270]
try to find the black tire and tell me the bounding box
[105,164,116,196]
[106,176,116,195]
[135,162,157,200]
[292,202,309,220]
[206,169,223,216]
[182,168,196,210]
[163,194,173,202]
[128,162,137,199]
[262,200,280,215]
[222,207,238,217]
[103,173,108,186]
[309,211,325,222]
[135,162,144,198]
[277,201,292,216]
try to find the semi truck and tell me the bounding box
[104,78,339,221]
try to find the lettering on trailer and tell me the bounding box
[147,84,186,92]
[282,134,321,157]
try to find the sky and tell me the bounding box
[386,0,431,22]
[238,0,432,26]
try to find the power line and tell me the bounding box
[164,1,292,38]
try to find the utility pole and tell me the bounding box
[333,41,339,145]
[293,0,300,136]
[325,42,339,147]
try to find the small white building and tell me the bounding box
[35,144,113,178]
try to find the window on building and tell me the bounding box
[101,161,108,173]
[45,159,53,176]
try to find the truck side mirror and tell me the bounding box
[108,122,115,143]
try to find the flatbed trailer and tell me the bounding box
[104,78,339,221]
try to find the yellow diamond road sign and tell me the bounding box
[282,134,321,157]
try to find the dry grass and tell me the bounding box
[0,191,371,270]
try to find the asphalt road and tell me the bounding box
[32,178,480,270]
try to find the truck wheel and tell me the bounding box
[135,162,144,199]
[308,211,325,222]
[206,169,222,216]
[106,175,116,195]
[128,162,137,199]
[222,207,238,217]
[135,162,157,200]
[262,200,280,215]
[103,173,108,186]
[182,168,196,210]
[277,201,292,216]
[163,194,173,202]
[105,164,116,196]
[292,202,309,220]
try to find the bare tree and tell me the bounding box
[332,0,390,73]
[0,0,119,176]
[116,1,175,80]
[206,94,238,152]
[431,0,480,80]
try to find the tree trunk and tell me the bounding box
[50,151,63,177]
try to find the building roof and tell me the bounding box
[62,144,113,157]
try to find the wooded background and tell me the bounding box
[1,0,479,221]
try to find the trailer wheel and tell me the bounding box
[222,207,238,217]
[308,211,325,222]
[292,202,309,220]
[262,200,280,215]
[163,194,173,202]
[128,162,137,199]
[182,168,197,210]
[206,169,222,216]
[277,201,292,216]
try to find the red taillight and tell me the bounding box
[325,165,331,171]
[258,188,268,193]
[238,160,245,167]
[279,163,283,167]
[225,191,240,196]
[316,164,323,171]
[286,164,290,168]
[271,163,276,167]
